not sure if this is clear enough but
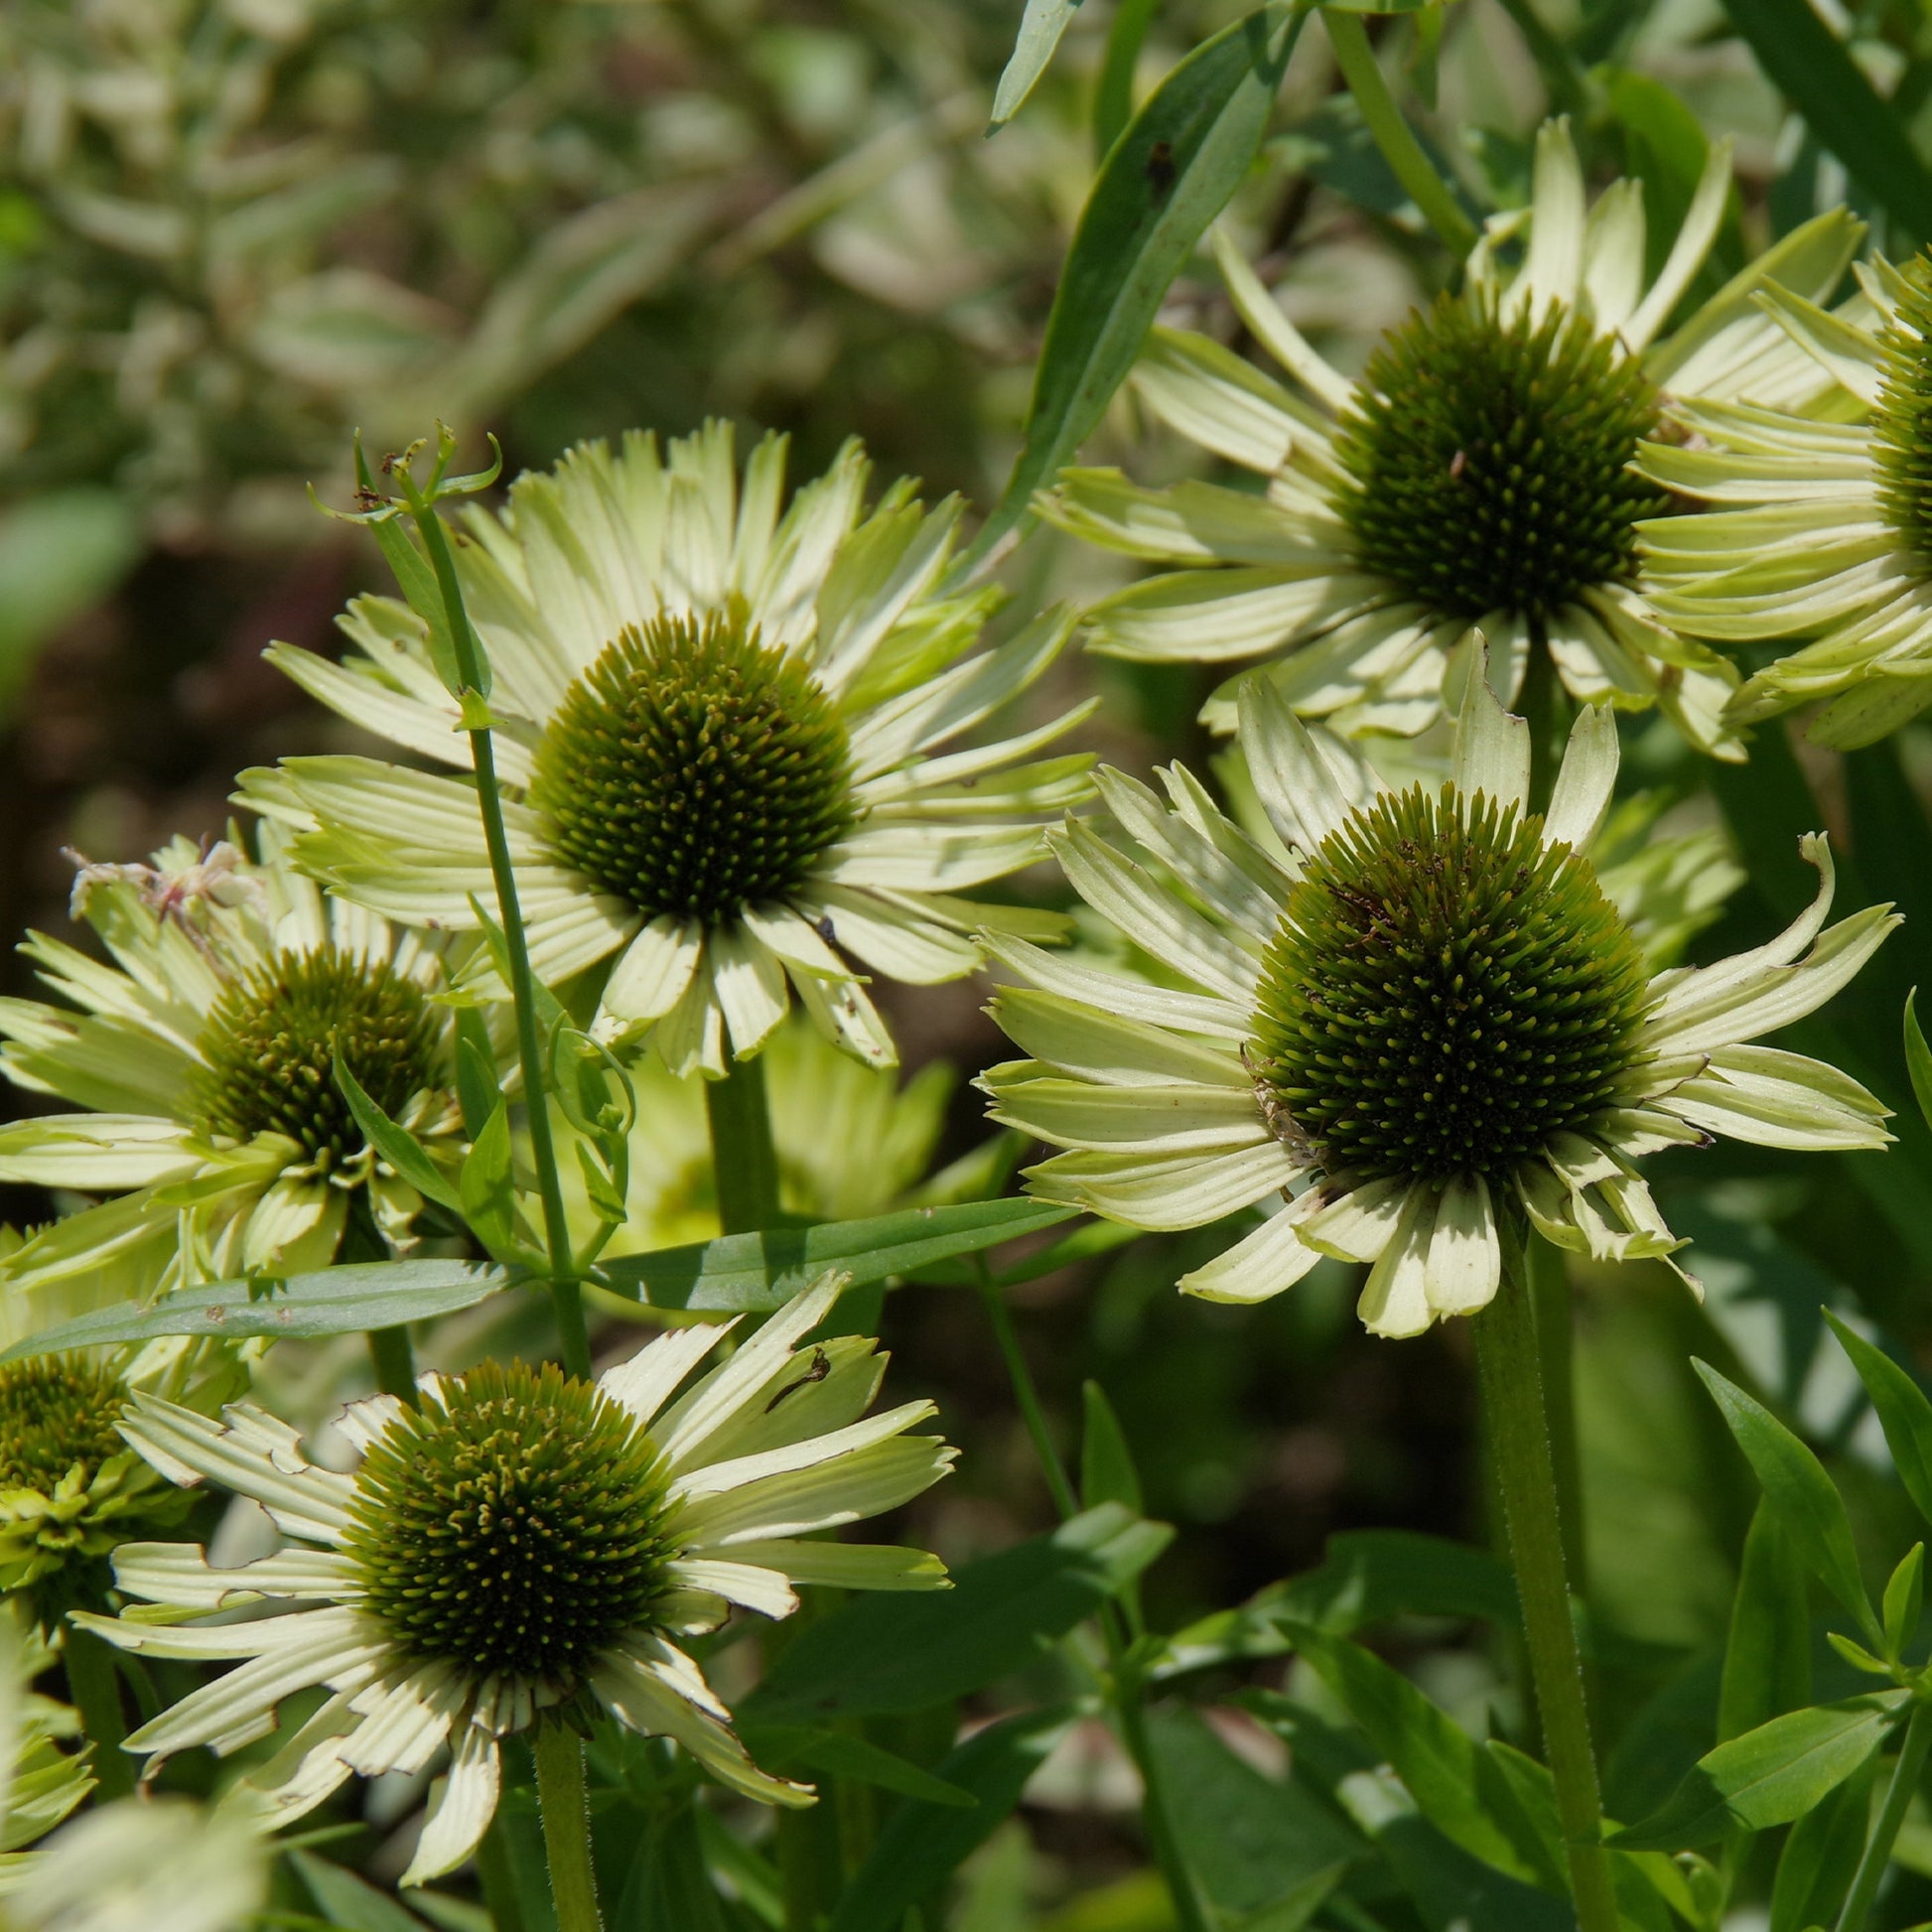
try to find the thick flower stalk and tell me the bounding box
[0,834,473,1295]
[1042,119,1863,755]
[238,423,1093,1076]
[981,678,1895,1335]
[1638,252,1932,748]
[80,1275,953,1884]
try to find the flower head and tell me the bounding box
[0,833,472,1295]
[980,679,1895,1335]
[240,424,1092,1076]
[1043,120,1863,755]
[81,1276,953,1884]
[0,1263,250,1625]
[1638,252,1932,747]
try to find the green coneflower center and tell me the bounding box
[191,948,440,1168]
[343,1362,673,1685]
[1247,786,1650,1181]
[0,1357,130,1493]
[1333,293,1667,621]
[531,612,858,924]
[1870,261,1932,566]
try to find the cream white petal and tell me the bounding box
[402,1721,501,1887]
[1624,137,1731,351]
[1449,674,1531,814]
[1355,1185,1438,1338]
[1298,1174,1412,1263]
[118,1396,353,1545]
[654,1274,844,1466]
[668,1559,799,1619]
[678,1434,955,1547]
[980,934,1250,1041]
[1516,118,1587,318]
[986,987,1248,1089]
[1023,1142,1297,1229]
[1210,227,1356,412]
[111,1542,361,1610]
[594,1649,813,1807]
[340,1665,465,1776]
[1237,673,1379,851]
[1178,1198,1327,1305]
[1422,1173,1500,1316]
[711,925,791,1058]
[670,1401,939,1505]
[716,1538,946,1590]
[1543,703,1620,852]
[1654,1042,1891,1150]
[602,917,705,1026]
[599,1317,737,1432]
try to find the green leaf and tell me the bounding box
[1769,1740,1880,1932]
[334,1054,463,1216]
[1289,1625,1556,1889]
[1154,1531,1515,1679]
[459,1098,518,1258]
[1694,1359,1881,1646]
[825,1707,1076,1932]
[1610,1694,1908,1850]
[290,1851,431,1931]
[1145,1704,1362,1922]
[970,2,1311,560]
[740,1503,1171,1725]
[0,490,140,721]
[1887,1544,1926,1660]
[598,1198,1079,1312]
[1601,69,1743,287]
[745,1725,977,1808]
[1826,1310,1932,1535]
[1080,1380,1143,1514]
[610,1801,736,1932]
[1720,1501,1814,1744]
[453,1010,499,1142]
[990,0,1082,131]
[1718,0,1932,241]
[367,515,464,698]
[1908,991,1932,1133]
[0,1259,507,1359]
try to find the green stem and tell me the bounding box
[973,1268,1213,1932]
[64,1625,132,1800]
[534,1724,603,1932]
[366,1324,418,1405]
[1518,622,1571,818]
[1836,1700,1932,1932]
[1527,1232,1586,1592]
[1322,11,1477,256]
[405,492,590,1381]
[705,1053,781,1234]
[341,1198,419,1405]
[1472,1239,1617,1932]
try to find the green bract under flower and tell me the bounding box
[981,678,1895,1335]
[532,615,858,925]
[344,1362,672,1685]
[86,1276,954,1888]
[0,831,474,1295]
[1334,297,1666,623]
[1250,787,1650,1182]
[192,950,441,1169]
[240,424,1091,1077]
[1040,118,1863,755]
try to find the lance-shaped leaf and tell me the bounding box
[598,1197,1078,1312]
[989,0,1082,132]
[0,1260,509,1358]
[1825,1310,1932,1533]
[1694,1359,1882,1647]
[971,1,1311,560]
[1609,1693,1908,1850]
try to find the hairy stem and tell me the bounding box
[64,1625,132,1801]
[974,1268,1213,1932]
[406,492,590,1380]
[534,1724,604,1932]
[1322,12,1477,256]
[1836,1700,1932,1932]
[1472,1241,1618,1932]
[705,1053,781,1235]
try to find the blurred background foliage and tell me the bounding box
[16,0,1932,1923]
